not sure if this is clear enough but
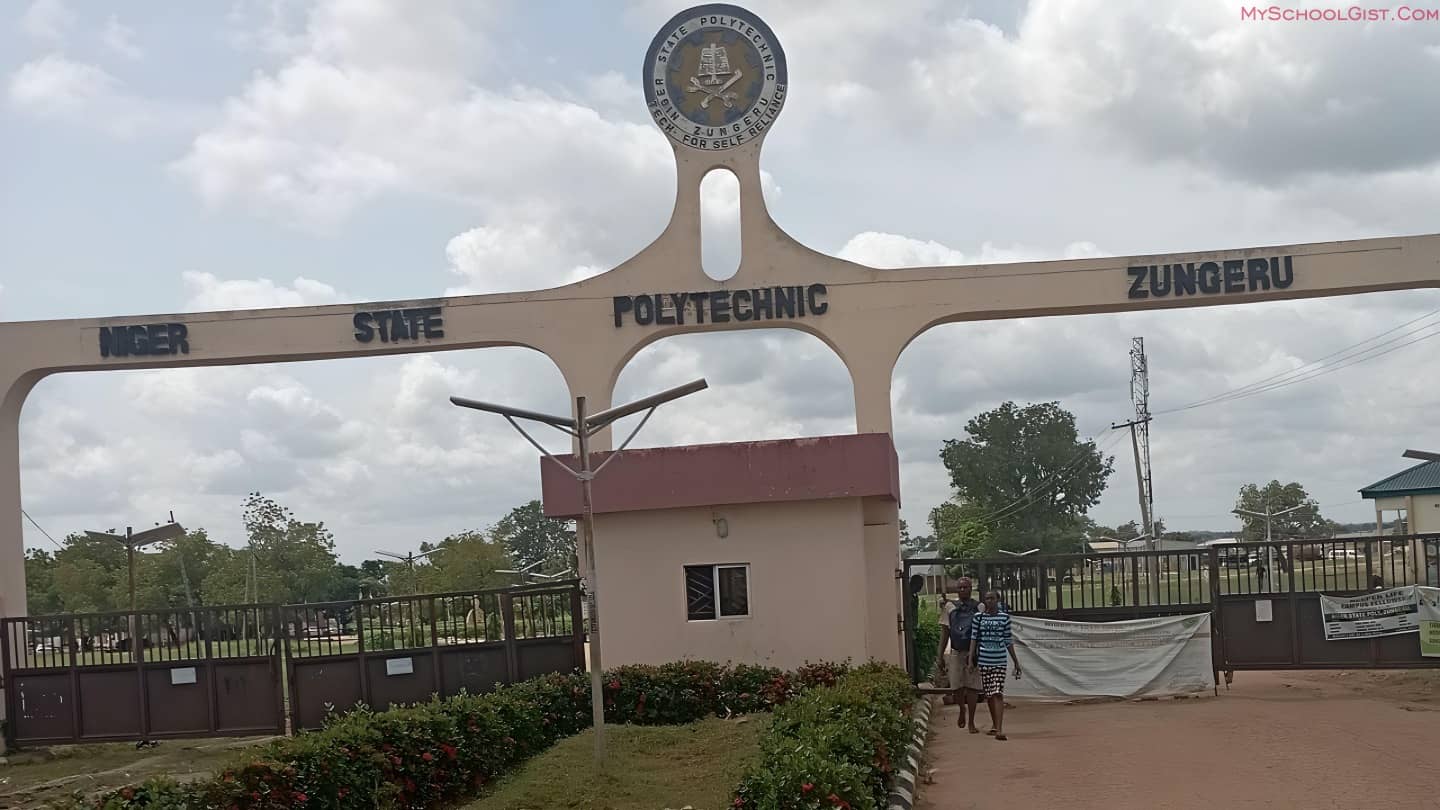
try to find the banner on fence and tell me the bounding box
[1008,613,1212,702]
[1318,586,1419,641]
[1419,587,1440,657]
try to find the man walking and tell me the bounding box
[942,577,982,731]
[968,589,1022,741]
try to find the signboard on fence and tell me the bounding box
[1419,587,1440,657]
[1008,613,1213,702]
[1319,586,1419,641]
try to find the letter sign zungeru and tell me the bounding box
[613,283,828,327]
[1128,256,1294,301]
[98,323,190,358]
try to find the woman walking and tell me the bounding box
[967,589,1021,740]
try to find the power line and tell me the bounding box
[21,508,64,551]
[1156,308,1440,416]
[951,308,1440,530]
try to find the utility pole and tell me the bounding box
[1232,503,1307,591]
[450,377,707,765]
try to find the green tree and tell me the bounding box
[1235,481,1326,541]
[241,492,343,603]
[491,500,576,575]
[414,531,512,593]
[939,401,1114,554]
[24,549,63,614]
[928,500,994,558]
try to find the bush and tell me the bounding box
[70,659,861,809]
[731,663,915,810]
[911,605,943,681]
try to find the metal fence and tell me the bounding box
[1,604,284,745]
[904,534,1440,684]
[2,580,586,746]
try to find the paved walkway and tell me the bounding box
[916,671,1440,809]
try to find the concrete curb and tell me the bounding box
[886,694,935,810]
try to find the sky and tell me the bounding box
[4,0,1440,563]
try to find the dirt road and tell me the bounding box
[917,670,1440,810]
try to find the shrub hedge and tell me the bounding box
[63,659,898,810]
[911,604,943,682]
[731,663,915,810]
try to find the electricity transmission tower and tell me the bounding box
[1112,337,1155,550]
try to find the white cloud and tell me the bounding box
[769,0,1440,179]
[19,0,74,44]
[838,232,1104,268]
[8,54,117,116]
[6,54,205,137]
[182,271,345,311]
[171,0,676,276]
[101,15,143,60]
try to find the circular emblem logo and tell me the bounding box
[643,4,788,151]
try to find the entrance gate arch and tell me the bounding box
[4,2,1440,673]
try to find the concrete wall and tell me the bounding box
[1411,495,1440,533]
[590,499,878,670]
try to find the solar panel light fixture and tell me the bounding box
[449,377,708,764]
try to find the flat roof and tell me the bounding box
[541,433,900,519]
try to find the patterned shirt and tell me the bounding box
[969,610,1013,668]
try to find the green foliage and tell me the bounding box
[68,660,865,810]
[939,401,1114,554]
[491,500,576,576]
[911,605,942,681]
[1235,480,1326,541]
[412,530,511,595]
[732,664,915,810]
[930,501,994,560]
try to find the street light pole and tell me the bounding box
[375,548,440,594]
[449,378,707,765]
[1233,504,1306,591]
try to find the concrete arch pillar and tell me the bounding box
[550,351,621,455]
[0,369,41,619]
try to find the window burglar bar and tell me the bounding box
[685,563,750,620]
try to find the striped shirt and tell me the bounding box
[969,610,1013,668]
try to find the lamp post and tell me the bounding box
[1232,504,1307,592]
[450,378,708,764]
[374,547,440,595]
[85,519,186,667]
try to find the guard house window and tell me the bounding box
[685,564,750,620]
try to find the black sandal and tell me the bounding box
[994,733,1007,741]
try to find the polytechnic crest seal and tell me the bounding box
[643,4,788,151]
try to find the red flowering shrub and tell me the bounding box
[71,660,860,809]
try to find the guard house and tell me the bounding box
[1360,452,1440,583]
[540,433,902,669]
[1361,454,1440,535]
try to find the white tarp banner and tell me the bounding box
[1008,613,1212,702]
[1318,586,1418,641]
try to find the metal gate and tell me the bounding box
[283,580,586,731]
[2,580,587,746]
[2,604,285,745]
[903,533,1440,687]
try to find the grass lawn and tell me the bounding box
[465,716,768,810]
